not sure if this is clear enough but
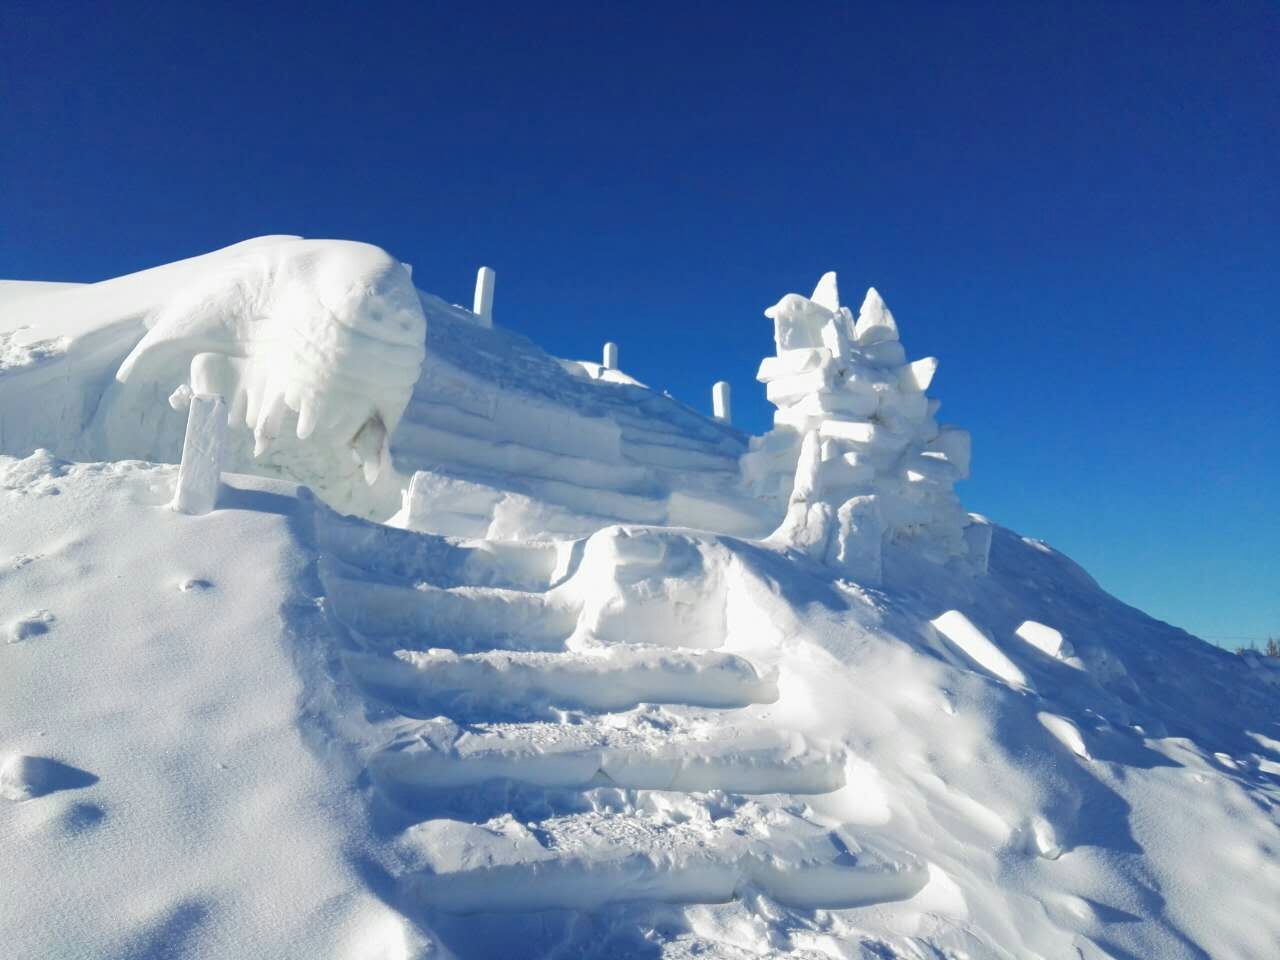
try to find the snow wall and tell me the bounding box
[0,237,983,577]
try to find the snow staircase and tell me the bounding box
[315,510,927,919]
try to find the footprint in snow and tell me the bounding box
[178,578,213,592]
[7,609,54,642]
[61,801,107,833]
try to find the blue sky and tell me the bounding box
[2,2,1276,645]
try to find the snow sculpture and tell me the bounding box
[713,381,731,423]
[171,393,227,515]
[473,266,495,327]
[744,272,985,579]
[113,239,426,500]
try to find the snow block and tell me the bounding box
[473,266,495,327]
[963,519,992,574]
[820,316,850,360]
[860,339,907,367]
[818,420,881,445]
[765,367,839,405]
[931,610,1030,689]
[602,341,618,370]
[853,287,899,345]
[1016,620,1074,659]
[397,470,504,535]
[766,293,833,352]
[757,348,829,382]
[172,394,226,515]
[828,495,884,584]
[811,271,840,312]
[789,430,823,503]
[712,381,731,422]
[775,500,836,559]
[928,428,971,480]
[785,389,879,419]
[898,357,938,392]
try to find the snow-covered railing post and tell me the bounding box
[712,381,731,423]
[171,393,227,515]
[473,266,495,328]
[603,342,618,370]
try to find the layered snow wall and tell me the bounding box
[1,241,986,579]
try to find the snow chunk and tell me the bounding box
[899,357,938,392]
[1038,712,1090,759]
[171,394,226,515]
[1015,620,1075,660]
[853,287,899,345]
[810,271,840,311]
[930,610,1031,689]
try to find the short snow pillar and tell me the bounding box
[829,495,884,585]
[172,394,227,515]
[473,266,495,328]
[603,342,619,370]
[712,381,731,423]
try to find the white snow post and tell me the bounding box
[172,394,227,515]
[473,266,495,328]
[712,381,732,422]
[603,342,619,370]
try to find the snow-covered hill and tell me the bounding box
[2,239,1277,959]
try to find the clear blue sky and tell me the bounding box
[3,2,1276,645]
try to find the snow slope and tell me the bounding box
[2,241,1278,959]
[0,456,412,958]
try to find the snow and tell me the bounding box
[471,266,495,327]
[3,241,1279,959]
[170,393,227,515]
[0,455,414,958]
[712,380,731,422]
[930,609,1032,689]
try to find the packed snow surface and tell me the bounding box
[2,242,1278,959]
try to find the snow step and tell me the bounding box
[324,573,573,652]
[399,810,926,914]
[315,511,566,592]
[348,646,778,714]
[372,715,845,795]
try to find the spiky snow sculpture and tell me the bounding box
[743,273,989,582]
